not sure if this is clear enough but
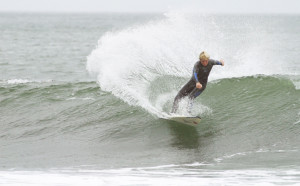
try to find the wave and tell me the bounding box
[1,76,299,170]
[1,75,298,122]
[0,80,147,142]
[0,79,53,85]
[0,165,299,186]
[86,13,299,118]
[1,166,300,186]
[1,76,298,134]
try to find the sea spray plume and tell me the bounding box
[86,13,291,117]
[86,13,224,117]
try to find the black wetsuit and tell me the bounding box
[171,59,222,113]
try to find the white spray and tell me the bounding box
[87,13,293,117]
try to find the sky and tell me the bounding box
[0,0,299,14]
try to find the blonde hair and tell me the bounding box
[199,51,210,61]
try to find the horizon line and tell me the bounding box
[0,10,299,15]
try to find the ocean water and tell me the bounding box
[0,12,300,185]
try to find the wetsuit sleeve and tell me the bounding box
[193,63,200,83]
[211,59,222,65]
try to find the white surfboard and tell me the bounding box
[165,116,201,126]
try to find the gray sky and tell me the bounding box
[0,0,299,14]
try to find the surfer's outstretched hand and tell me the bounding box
[220,59,225,66]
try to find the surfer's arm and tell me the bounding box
[193,71,202,89]
[192,62,200,83]
[193,65,202,89]
[211,59,224,66]
[193,70,199,83]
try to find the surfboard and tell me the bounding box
[165,116,201,126]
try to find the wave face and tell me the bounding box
[87,13,300,117]
[1,76,299,169]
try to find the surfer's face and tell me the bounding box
[201,59,208,66]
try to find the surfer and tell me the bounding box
[171,51,224,113]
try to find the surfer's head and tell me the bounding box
[199,51,210,66]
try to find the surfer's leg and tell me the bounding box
[171,95,182,113]
[187,87,205,113]
[171,90,188,113]
[171,80,195,113]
